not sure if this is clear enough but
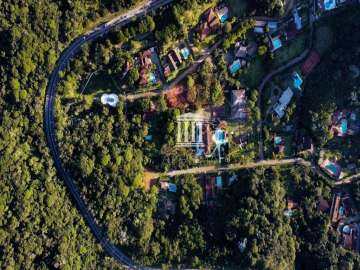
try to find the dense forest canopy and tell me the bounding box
[0,0,148,269]
[1,0,360,269]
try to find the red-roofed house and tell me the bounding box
[198,8,221,40]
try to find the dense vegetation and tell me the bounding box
[301,8,360,146]
[1,0,360,269]
[0,0,155,268]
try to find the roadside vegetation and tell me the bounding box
[2,0,360,269]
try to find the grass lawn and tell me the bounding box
[226,0,248,17]
[239,57,267,89]
[82,71,120,95]
[272,31,309,68]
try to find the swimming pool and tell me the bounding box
[101,93,119,107]
[220,14,228,23]
[229,60,241,74]
[214,129,226,144]
[272,37,282,51]
[180,47,190,60]
[148,72,157,84]
[340,119,348,135]
[274,136,282,145]
[325,163,339,176]
[292,72,303,90]
[324,0,336,10]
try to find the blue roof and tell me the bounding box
[272,37,282,51]
[216,176,222,188]
[267,21,278,30]
[229,60,241,74]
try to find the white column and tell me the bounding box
[197,122,203,143]
[177,121,182,143]
[184,121,189,143]
[191,121,196,142]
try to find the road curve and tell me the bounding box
[44,1,173,268]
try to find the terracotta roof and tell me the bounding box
[198,8,221,40]
[330,194,341,223]
[166,84,188,108]
[287,199,298,210]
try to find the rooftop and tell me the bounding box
[230,90,248,121]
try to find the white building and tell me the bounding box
[274,87,294,118]
[100,93,119,107]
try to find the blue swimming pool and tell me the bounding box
[326,163,338,175]
[274,136,282,145]
[340,119,348,134]
[272,37,282,51]
[148,72,157,84]
[229,60,241,74]
[214,129,226,144]
[180,47,190,60]
[292,72,303,90]
[220,14,228,23]
[324,0,336,10]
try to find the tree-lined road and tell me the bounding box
[44,1,174,269]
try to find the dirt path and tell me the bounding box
[143,158,310,179]
[125,38,225,101]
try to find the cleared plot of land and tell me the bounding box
[82,71,120,95]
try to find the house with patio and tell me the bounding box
[331,110,360,137]
[235,41,258,59]
[198,8,221,40]
[274,135,286,154]
[138,48,158,86]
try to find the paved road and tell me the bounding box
[335,173,360,186]
[166,158,310,176]
[257,0,316,160]
[143,158,311,178]
[44,1,174,269]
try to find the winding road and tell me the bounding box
[44,0,360,268]
[44,1,174,268]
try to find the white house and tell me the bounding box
[274,87,294,118]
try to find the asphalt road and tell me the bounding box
[44,1,173,269]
